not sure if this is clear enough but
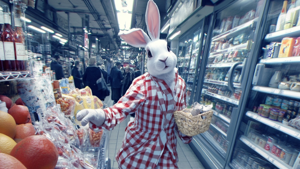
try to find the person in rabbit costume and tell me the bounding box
[76,0,192,168]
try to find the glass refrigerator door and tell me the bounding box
[229,0,300,168]
[191,0,265,168]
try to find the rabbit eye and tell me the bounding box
[147,50,152,58]
[167,46,170,52]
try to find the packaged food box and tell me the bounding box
[279,37,295,57]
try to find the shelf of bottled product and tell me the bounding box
[252,86,300,100]
[260,57,300,65]
[213,110,231,124]
[211,123,227,137]
[240,135,291,169]
[0,71,31,82]
[229,160,246,169]
[265,26,300,43]
[212,18,258,42]
[204,91,239,105]
[209,42,250,57]
[200,132,226,157]
[246,111,300,140]
[204,79,241,88]
[206,62,242,68]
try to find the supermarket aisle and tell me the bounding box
[103,88,205,169]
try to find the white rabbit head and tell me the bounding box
[119,0,177,77]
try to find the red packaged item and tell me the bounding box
[56,95,76,117]
[89,129,103,147]
[76,128,87,146]
[292,37,300,56]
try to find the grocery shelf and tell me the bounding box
[260,57,300,65]
[206,62,240,68]
[0,71,31,82]
[246,111,300,140]
[212,18,258,42]
[200,132,226,157]
[240,135,291,169]
[211,124,227,137]
[265,26,300,42]
[204,79,241,88]
[209,42,250,57]
[213,110,231,124]
[204,91,239,105]
[252,86,300,100]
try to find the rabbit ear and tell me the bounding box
[119,28,151,48]
[145,0,160,40]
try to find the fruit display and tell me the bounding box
[0,111,17,138]
[0,153,26,169]
[8,105,30,124]
[0,133,17,154]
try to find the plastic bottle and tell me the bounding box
[14,9,26,70]
[276,0,288,31]
[284,0,298,29]
[0,100,8,113]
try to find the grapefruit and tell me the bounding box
[0,110,16,138]
[8,105,29,124]
[14,123,36,143]
[15,98,25,106]
[0,133,17,154]
[0,153,26,169]
[10,135,58,169]
[0,95,12,109]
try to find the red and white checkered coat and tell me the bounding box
[100,70,192,168]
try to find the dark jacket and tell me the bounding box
[72,66,83,89]
[50,60,64,80]
[99,67,108,84]
[110,66,123,89]
[121,72,134,96]
[83,66,106,100]
[134,70,141,78]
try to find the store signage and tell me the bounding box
[84,33,89,49]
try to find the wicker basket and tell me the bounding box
[174,110,213,137]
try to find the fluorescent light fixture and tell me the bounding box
[60,42,66,45]
[52,35,61,39]
[41,26,54,33]
[20,16,31,23]
[161,23,170,33]
[169,31,181,40]
[60,38,68,42]
[92,44,96,48]
[27,33,33,36]
[115,0,134,31]
[28,25,46,33]
[79,45,82,47]
[55,33,63,37]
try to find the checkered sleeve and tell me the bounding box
[175,81,192,144]
[101,79,146,131]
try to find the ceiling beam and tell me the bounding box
[56,9,97,14]
[82,0,118,50]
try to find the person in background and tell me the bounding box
[110,62,123,103]
[50,54,64,80]
[97,63,108,84]
[72,61,83,89]
[134,67,141,78]
[121,65,134,96]
[83,58,106,101]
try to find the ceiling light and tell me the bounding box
[41,26,54,33]
[52,35,61,39]
[28,25,46,33]
[55,33,63,37]
[79,45,82,47]
[169,31,181,40]
[115,0,134,31]
[161,23,170,33]
[60,42,66,45]
[20,16,31,23]
[60,38,68,42]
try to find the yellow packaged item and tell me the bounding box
[93,96,103,109]
[79,86,93,96]
[74,101,84,126]
[279,37,295,57]
[81,96,94,109]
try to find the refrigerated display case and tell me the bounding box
[177,20,208,106]
[228,0,300,168]
[189,0,267,168]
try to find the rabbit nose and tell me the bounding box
[159,57,168,63]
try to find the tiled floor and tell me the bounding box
[103,87,205,169]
